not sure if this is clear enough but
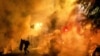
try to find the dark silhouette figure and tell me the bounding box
[92,45,100,56]
[49,38,60,56]
[19,39,30,54]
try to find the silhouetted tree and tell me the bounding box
[78,0,100,32]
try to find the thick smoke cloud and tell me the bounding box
[0,0,55,53]
[1,0,97,56]
[0,0,33,53]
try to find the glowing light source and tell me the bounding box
[61,26,68,33]
[34,22,43,31]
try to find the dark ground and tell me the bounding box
[0,51,42,56]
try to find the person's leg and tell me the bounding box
[19,39,24,51]
[24,41,29,54]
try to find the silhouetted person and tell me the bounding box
[49,38,60,56]
[49,30,62,56]
[19,36,30,54]
[92,45,100,56]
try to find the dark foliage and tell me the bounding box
[79,0,100,31]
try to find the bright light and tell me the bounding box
[34,22,43,31]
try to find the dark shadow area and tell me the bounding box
[0,51,41,56]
